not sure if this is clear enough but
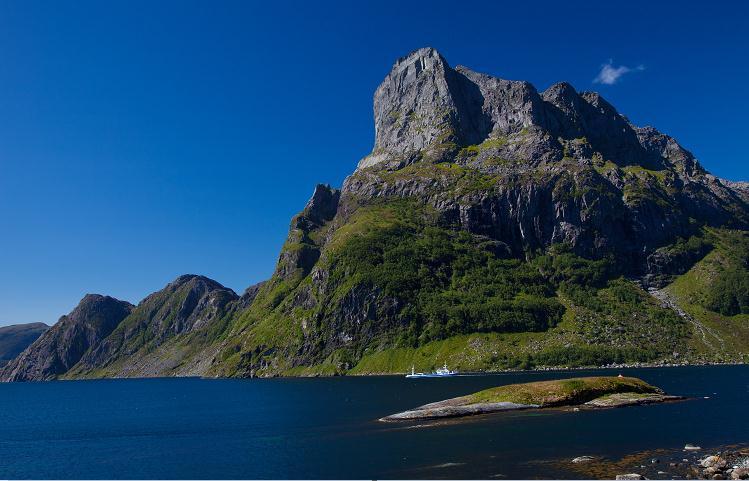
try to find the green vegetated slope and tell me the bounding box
[665,229,749,361]
[466,376,659,406]
[352,228,749,375]
[208,164,731,377]
[64,275,240,379]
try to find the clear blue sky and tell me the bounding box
[1,0,747,326]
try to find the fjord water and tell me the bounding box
[0,366,747,479]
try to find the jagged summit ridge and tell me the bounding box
[359,47,697,175]
[363,47,458,167]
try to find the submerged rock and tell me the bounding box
[572,456,597,463]
[381,401,534,421]
[584,392,684,408]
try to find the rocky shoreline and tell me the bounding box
[521,360,747,373]
[458,359,747,376]
[561,443,749,480]
[349,360,747,379]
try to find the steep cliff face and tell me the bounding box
[1,295,133,381]
[210,48,749,377]
[362,49,746,262]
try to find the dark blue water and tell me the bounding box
[0,365,747,479]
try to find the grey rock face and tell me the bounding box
[347,47,749,270]
[1,295,133,381]
[357,47,732,178]
[360,48,553,169]
[277,184,340,279]
[359,48,656,171]
[361,48,457,168]
[644,240,713,288]
[718,178,749,204]
[303,183,341,225]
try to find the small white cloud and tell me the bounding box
[593,60,645,85]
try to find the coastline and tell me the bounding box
[345,359,748,379]
[1,359,746,383]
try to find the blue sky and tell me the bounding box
[1,0,747,326]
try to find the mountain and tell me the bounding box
[1,295,133,381]
[65,275,240,378]
[206,48,749,377]
[0,323,49,367]
[4,47,749,381]
[0,275,244,381]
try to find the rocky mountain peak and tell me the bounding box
[303,184,341,225]
[391,47,449,76]
[168,274,226,290]
[68,294,134,328]
[357,47,703,176]
[141,275,237,324]
[0,294,133,381]
[359,48,459,169]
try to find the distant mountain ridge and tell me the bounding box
[0,323,49,367]
[3,47,749,381]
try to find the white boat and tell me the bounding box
[405,363,457,378]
